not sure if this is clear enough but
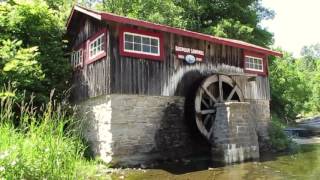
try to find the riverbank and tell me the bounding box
[108,144,320,180]
[293,136,320,144]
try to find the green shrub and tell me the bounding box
[268,115,292,151]
[0,90,99,179]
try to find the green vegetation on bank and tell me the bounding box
[268,115,300,152]
[0,90,102,179]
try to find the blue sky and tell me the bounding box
[261,0,320,57]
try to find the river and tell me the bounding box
[111,144,320,180]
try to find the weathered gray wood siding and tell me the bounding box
[232,76,270,100]
[108,23,270,100]
[70,16,110,102]
[70,19,270,102]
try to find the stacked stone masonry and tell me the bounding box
[78,94,271,166]
[78,94,191,166]
[249,100,271,141]
[211,102,260,164]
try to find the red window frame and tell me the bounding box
[243,50,268,76]
[86,28,107,65]
[119,27,164,61]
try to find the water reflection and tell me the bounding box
[113,145,320,180]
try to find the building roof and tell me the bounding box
[67,5,282,57]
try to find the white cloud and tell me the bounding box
[261,0,320,57]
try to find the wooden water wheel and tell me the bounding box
[195,74,244,139]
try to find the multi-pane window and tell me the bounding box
[124,32,160,56]
[71,49,83,68]
[245,56,263,72]
[89,34,105,59]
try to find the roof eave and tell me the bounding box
[100,13,282,57]
[66,5,102,31]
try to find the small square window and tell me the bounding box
[244,55,263,72]
[125,34,133,42]
[142,37,150,44]
[89,34,105,60]
[143,45,151,53]
[125,42,133,50]
[134,36,141,43]
[151,46,158,54]
[134,43,141,51]
[71,49,83,68]
[151,39,158,46]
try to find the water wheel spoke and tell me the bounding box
[219,75,223,102]
[208,117,215,137]
[201,85,217,103]
[201,109,216,115]
[227,85,238,101]
[201,99,210,108]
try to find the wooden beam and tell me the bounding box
[219,75,223,102]
[201,86,217,103]
[227,85,238,101]
[201,109,216,115]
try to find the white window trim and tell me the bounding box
[123,32,160,56]
[244,55,264,72]
[88,33,105,60]
[71,49,83,68]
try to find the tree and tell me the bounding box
[0,0,71,104]
[93,0,187,28]
[177,0,275,46]
[0,40,44,98]
[299,44,320,113]
[301,43,320,59]
[89,0,274,47]
[300,43,320,70]
[269,50,311,122]
[205,19,254,42]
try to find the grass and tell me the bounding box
[0,90,106,179]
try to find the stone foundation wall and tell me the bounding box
[78,94,194,166]
[211,102,259,164]
[77,94,271,166]
[249,100,271,141]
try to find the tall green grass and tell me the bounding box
[0,90,99,179]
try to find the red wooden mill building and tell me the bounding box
[67,5,282,166]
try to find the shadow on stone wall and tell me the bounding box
[154,101,186,159]
[152,70,214,174]
[177,70,211,156]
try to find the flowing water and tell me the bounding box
[112,144,320,180]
